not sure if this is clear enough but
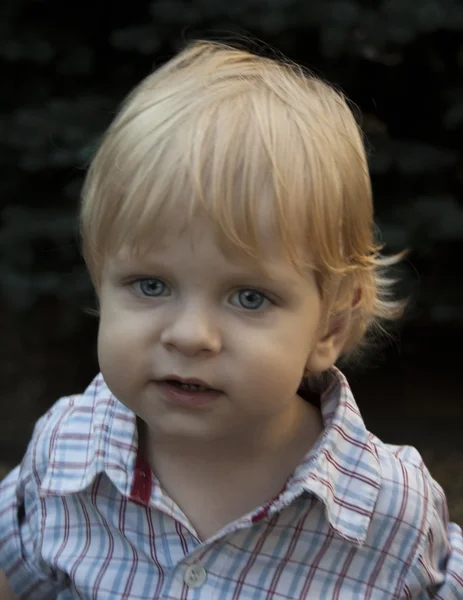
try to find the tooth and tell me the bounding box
[179,383,208,391]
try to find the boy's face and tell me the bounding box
[97,215,341,443]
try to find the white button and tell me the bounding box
[184,564,207,588]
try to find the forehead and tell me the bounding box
[110,213,309,280]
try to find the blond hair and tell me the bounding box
[81,40,405,360]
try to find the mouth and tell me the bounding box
[159,376,220,393]
[156,377,222,407]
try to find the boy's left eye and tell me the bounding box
[230,289,270,310]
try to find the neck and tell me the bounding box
[139,398,323,540]
[140,396,322,479]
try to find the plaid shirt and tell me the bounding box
[0,369,461,599]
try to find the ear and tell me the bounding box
[305,288,362,374]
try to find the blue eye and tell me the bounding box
[135,279,166,297]
[232,289,268,310]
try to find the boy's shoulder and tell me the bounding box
[368,437,462,596]
[373,434,442,516]
[365,432,447,559]
[310,368,447,555]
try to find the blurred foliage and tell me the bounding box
[1,0,463,327]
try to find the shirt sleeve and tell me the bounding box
[0,416,67,599]
[402,477,463,599]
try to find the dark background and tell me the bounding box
[0,0,462,523]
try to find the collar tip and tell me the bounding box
[328,516,370,546]
[332,526,367,546]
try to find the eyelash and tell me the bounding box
[130,278,274,311]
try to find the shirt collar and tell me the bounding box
[41,368,381,545]
[40,373,139,499]
[277,367,381,545]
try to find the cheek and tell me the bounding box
[252,315,316,376]
[98,304,147,349]
[97,323,121,378]
[235,331,308,391]
[97,322,143,407]
[97,313,139,376]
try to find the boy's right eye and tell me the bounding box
[132,278,167,297]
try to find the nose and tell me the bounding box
[160,301,222,357]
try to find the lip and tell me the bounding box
[156,380,222,408]
[159,375,219,390]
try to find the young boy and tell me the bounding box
[0,41,461,599]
